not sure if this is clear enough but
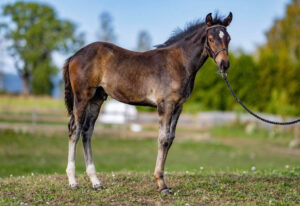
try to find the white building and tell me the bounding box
[99,99,138,124]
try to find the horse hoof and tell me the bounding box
[160,188,172,195]
[69,183,78,190]
[93,184,103,190]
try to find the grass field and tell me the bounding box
[0,95,65,112]
[1,95,300,204]
[0,126,299,177]
[0,125,300,204]
[1,171,300,205]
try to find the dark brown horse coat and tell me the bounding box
[66,42,190,110]
[64,12,232,194]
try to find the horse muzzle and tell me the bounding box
[218,60,230,73]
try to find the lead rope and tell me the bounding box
[221,73,300,125]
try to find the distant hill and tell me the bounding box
[0,72,61,97]
[0,73,22,93]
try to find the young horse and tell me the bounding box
[63,12,232,194]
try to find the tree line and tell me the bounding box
[1,0,300,116]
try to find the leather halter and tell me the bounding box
[205,25,228,60]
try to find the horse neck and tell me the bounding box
[179,31,208,74]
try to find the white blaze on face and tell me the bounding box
[219,31,224,39]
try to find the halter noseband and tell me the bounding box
[205,25,228,60]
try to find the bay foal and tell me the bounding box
[64,13,232,194]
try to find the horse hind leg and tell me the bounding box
[66,89,91,189]
[81,87,107,189]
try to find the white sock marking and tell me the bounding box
[66,161,77,185]
[86,164,101,186]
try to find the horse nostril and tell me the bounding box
[220,60,230,72]
[225,61,230,69]
[222,60,229,70]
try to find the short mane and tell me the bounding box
[155,14,224,48]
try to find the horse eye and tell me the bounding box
[209,38,214,43]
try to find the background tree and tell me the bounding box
[1,2,84,95]
[257,0,300,115]
[136,30,152,52]
[184,52,259,113]
[97,11,116,43]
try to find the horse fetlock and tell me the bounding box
[67,173,77,189]
[86,164,97,176]
[67,174,78,189]
[66,163,77,185]
[160,188,172,195]
[69,183,78,190]
[86,164,101,187]
[156,180,168,192]
[92,183,103,190]
[66,162,75,174]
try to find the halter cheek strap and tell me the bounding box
[206,45,227,60]
[205,25,228,60]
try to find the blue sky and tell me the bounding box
[0,0,289,73]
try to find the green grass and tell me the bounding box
[0,95,66,116]
[1,171,300,205]
[0,127,299,177]
[0,118,66,125]
[0,95,65,110]
[1,126,300,204]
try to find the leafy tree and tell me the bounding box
[1,2,84,95]
[184,52,259,113]
[136,30,152,52]
[257,0,300,115]
[97,11,116,43]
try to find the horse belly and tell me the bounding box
[101,81,156,107]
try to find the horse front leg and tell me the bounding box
[169,105,183,146]
[154,102,181,194]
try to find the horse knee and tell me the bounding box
[69,126,81,143]
[68,115,76,138]
[162,140,170,148]
[159,137,173,148]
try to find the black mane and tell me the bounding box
[155,14,224,48]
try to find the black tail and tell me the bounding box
[63,57,74,116]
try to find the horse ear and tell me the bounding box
[223,12,233,26]
[206,13,213,26]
